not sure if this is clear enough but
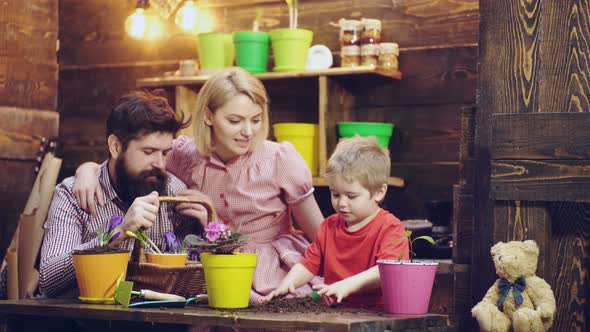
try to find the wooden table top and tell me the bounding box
[0,299,454,332]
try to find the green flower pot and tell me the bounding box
[234,31,270,73]
[269,28,313,72]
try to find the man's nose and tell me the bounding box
[153,152,166,169]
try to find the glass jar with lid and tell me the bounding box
[360,18,382,44]
[340,45,361,67]
[339,19,363,46]
[360,44,378,67]
[378,42,399,72]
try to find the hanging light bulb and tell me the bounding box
[125,0,149,39]
[175,0,199,31]
[125,0,165,40]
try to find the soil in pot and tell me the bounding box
[72,246,129,255]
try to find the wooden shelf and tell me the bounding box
[136,67,405,188]
[313,176,404,188]
[137,66,402,88]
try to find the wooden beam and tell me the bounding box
[491,159,590,202]
[492,113,590,160]
[0,107,59,160]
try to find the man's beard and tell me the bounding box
[114,154,168,204]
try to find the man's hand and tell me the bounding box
[111,192,159,244]
[174,189,215,228]
[72,162,103,217]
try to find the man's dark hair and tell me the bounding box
[106,90,190,148]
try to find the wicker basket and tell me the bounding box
[126,197,214,298]
[127,259,206,299]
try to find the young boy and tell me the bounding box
[263,135,409,308]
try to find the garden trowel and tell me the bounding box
[114,274,186,307]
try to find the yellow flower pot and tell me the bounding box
[201,252,257,308]
[72,251,130,304]
[145,253,188,266]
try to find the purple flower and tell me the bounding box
[110,231,121,243]
[109,214,123,232]
[164,232,180,253]
[205,222,223,242]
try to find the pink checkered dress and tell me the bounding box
[167,136,321,303]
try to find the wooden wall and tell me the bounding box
[0,1,59,262]
[58,0,478,221]
[476,0,590,330]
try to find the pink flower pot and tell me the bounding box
[377,260,438,314]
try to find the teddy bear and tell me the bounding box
[471,240,556,332]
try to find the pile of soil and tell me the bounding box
[189,297,380,315]
[249,297,334,314]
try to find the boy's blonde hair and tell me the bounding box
[193,67,270,156]
[326,135,390,195]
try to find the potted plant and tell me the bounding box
[234,9,270,73]
[185,222,257,309]
[269,0,313,72]
[126,231,188,267]
[377,230,438,314]
[72,214,130,304]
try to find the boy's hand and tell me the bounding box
[313,279,354,304]
[262,282,296,302]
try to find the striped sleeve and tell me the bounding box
[39,179,100,298]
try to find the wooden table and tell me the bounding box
[0,299,455,332]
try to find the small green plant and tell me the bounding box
[393,230,435,261]
[126,229,162,254]
[285,0,299,29]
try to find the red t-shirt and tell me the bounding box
[299,209,409,308]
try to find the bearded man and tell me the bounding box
[40,91,206,298]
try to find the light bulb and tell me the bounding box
[175,0,199,31]
[125,8,148,39]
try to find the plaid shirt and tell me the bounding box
[39,161,200,298]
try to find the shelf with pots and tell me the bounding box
[137,66,403,188]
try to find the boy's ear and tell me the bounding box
[108,134,123,159]
[373,183,388,202]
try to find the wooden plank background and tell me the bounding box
[476,0,590,331]
[0,1,59,263]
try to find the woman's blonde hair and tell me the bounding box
[193,67,269,156]
[326,135,390,196]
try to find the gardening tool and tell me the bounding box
[114,274,186,307]
[128,294,208,308]
[308,291,321,301]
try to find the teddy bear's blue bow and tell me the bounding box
[497,275,526,311]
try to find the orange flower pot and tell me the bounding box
[72,251,130,304]
[145,253,188,266]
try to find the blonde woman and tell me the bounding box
[73,67,324,303]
